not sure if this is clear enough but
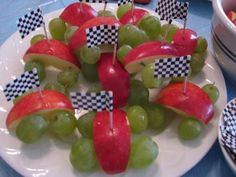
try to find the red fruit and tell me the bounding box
[6,90,73,129]
[24,39,80,72]
[60,2,97,27]
[97,53,130,108]
[93,109,130,174]
[172,28,198,56]
[155,82,214,124]
[227,10,236,22]
[69,17,120,52]
[124,41,179,73]
[120,8,149,25]
[134,0,150,4]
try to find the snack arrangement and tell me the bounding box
[227,10,236,26]
[2,1,221,176]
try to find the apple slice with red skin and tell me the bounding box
[172,28,198,56]
[123,41,179,73]
[6,90,73,129]
[155,82,214,124]
[97,53,130,108]
[93,109,130,174]
[120,8,149,25]
[69,17,120,52]
[60,2,97,27]
[24,39,80,72]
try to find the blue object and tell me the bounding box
[0,0,235,176]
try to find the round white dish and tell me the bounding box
[0,3,227,177]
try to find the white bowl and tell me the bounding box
[211,0,236,83]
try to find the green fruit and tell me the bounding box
[117,45,132,63]
[81,63,99,82]
[194,37,208,53]
[49,18,66,41]
[116,3,132,19]
[44,82,66,94]
[77,112,95,138]
[161,24,179,43]
[79,45,101,64]
[64,26,78,43]
[30,34,45,45]
[202,84,219,103]
[97,10,116,18]
[24,60,46,82]
[190,53,205,76]
[57,68,78,88]
[16,114,48,144]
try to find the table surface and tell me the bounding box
[0,0,236,176]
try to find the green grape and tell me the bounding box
[178,117,202,140]
[30,34,45,45]
[171,77,185,83]
[142,102,165,130]
[70,137,98,171]
[190,53,205,76]
[141,63,162,88]
[16,114,48,144]
[44,82,66,94]
[64,26,78,43]
[87,84,102,92]
[138,15,161,40]
[24,60,46,82]
[49,18,66,41]
[118,24,149,48]
[128,79,149,106]
[127,105,148,133]
[97,10,116,18]
[194,37,208,53]
[57,68,78,88]
[79,45,101,64]
[117,45,132,63]
[202,84,219,103]
[130,135,158,169]
[49,110,77,136]
[77,112,95,138]
[81,63,99,82]
[116,3,132,19]
[161,24,179,43]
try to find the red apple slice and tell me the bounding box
[97,53,130,108]
[6,90,73,129]
[23,39,80,72]
[93,109,130,174]
[124,41,179,73]
[172,28,197,56]
[60,2,97,27]
[69,17,120,52]
[120,8,149,25]
[155,82,214,124]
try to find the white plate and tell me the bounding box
[0,3,227,177]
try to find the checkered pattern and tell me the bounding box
[16,8,44,39]
[79,0,108,3]
[173,1,189,20]
[155,0,176,24]
[154,55,190,78]
[3,68,40,101]
[118,0,133,6]
[86,25,118,48]
[70,91,113,112]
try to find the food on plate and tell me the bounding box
[44,82,66,94]
[227,10,236,26]
[30,34,46,45]
[116,3,132,19]
[24,60,46,82]
[119,8,149,25]
[97,10,116,18]
[117,44,132,63]
[78,45,101,64]
[161,24,179,43]
[202,83,219,104]
[77,111,95,138]
[49,18,67,41]
[57,68,79,88]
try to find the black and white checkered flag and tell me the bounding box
[155,0,176,24]
[79,0,108,3]
[70,91,113,112]
[173,1,189,20]
[17,8,44,39]
[3,68,40,101]
[86,25,118,48]
[154,55,191,78]
[118,0,133,6]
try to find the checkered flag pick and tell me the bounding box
[154,55,191,78]
[118,0,133,6]
[155,0,176,24]
[173,1,189,20]
[79,0,108,3]
[86,25,118,48]
[70,91,113,112]
[17,8,44,39]
[3,68,40,101]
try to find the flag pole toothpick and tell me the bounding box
[103,2,107,11]
[131,0,135,23]
[42,22,49,40]
[112,44,117,65]
[109,111,113,130]
[183,76,188,94]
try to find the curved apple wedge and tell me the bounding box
[120,8,149,25]
[155,82,214,124]
[6,90,74,129]
[69,17,120,52]
[124,41,179,73]
[24,39,80,72]
[60,2,97,27]
[93,109,130,174]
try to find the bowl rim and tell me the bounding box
[213,0,236,36]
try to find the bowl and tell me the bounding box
[211,0,236,83]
